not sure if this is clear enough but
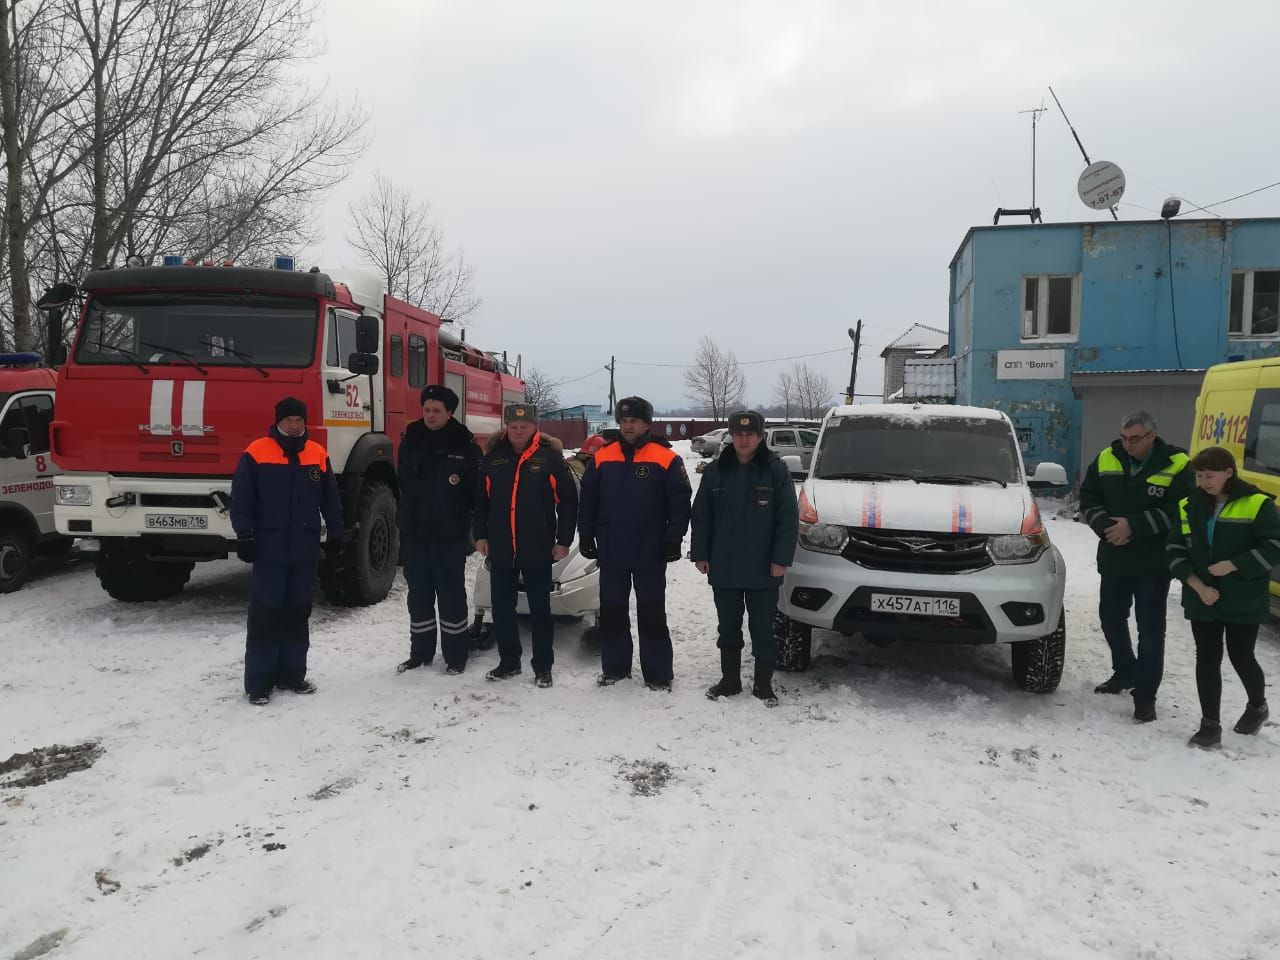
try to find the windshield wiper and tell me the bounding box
[820,471,918,483]
[96,341,150,373]
[915,473,1008,488]
[197,339,269,378]
[139,341,209,376]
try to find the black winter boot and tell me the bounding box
[752,665,778,707]
[706,648,743,700]
[1132,694,1157,723]
[1188,719,1222,749]
[1094,674,1134,694]
[1234,701,1269,735]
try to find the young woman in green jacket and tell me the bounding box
[1167,447,1280,749]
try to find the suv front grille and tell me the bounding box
[842,528,991,573]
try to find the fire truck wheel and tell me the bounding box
[0,528,33,594]
[321,479,398,606]
[95,542,193,602]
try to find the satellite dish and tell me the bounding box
[1077,160,1126,210]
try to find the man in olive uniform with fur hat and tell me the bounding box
[691,410,798,706]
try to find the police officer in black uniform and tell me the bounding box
[396,385,482,675]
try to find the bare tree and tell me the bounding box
[683,336,746,419]
[791,362,834,419]
[521,366,560,414]
[0,0,99,349]
[773,369,796,420]
[347,172,481,325]
[0,0,364,350]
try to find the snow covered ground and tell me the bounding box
[3,441,1278,960]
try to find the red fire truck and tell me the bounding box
[48,261,523,604]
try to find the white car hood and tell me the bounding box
[807,479,1030,535]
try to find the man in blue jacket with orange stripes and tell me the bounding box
[231,397,344,705]
[578,396,691,689]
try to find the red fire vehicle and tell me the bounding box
[48,261,523,603]
[0,353,68,592]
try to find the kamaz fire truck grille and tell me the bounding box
[139,493,220,509]
[843,528,991,574]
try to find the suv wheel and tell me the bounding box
[773,611,813,672]
[1011,607,1066,693]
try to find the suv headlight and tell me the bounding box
[987,532,1049,564]
[798,522,848,554]
[55,484,93,506]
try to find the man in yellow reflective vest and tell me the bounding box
[1079,410,1192,722]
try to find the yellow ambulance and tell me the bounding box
[1190,356,1280,615]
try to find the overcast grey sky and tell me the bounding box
[308,0,1280,411]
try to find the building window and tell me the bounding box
[1021,275,1079,341]
[1229,270,1280,338]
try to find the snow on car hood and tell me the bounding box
[806,479,1031,535]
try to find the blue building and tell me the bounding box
[541,403,612,435]
[948,217,1280,481]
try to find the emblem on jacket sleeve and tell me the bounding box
[448,473,461,485]
[309,467,321,481]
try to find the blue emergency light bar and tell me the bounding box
[0,352,43,367]
[162,255,184,266]
[274,255,295,271]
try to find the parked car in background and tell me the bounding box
[773,404,1070,692]
[718,423,819,474]
[690,428,727,457]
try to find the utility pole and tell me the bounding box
[606,356,616,413]
[844,321,862,404]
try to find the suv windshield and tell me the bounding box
[814,414,1022,485]
[74,293,319,368]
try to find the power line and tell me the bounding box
[617,344,856,369]
[550,366,607,387]
[1196,180,1280,212]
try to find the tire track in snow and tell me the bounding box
[583,836,764,960]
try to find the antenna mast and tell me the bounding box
[993,102,1046,225]
[1048,85,1119,221]
[1017,102,1047,211]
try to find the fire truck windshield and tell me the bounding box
[74,292,319,369]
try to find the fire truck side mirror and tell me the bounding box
[347,353,379,376]
[2,426,30,460]
[50,344,68,366]
[355,315,379,355]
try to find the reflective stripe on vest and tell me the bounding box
[1218,493,1268,523]
[1097,448,1188,484]
[1177,492,1267,534]
[509,434,542,555]
[1097,449,1124,475]
[1148,452,1190,488]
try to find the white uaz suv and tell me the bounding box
[774,404,1069,692]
